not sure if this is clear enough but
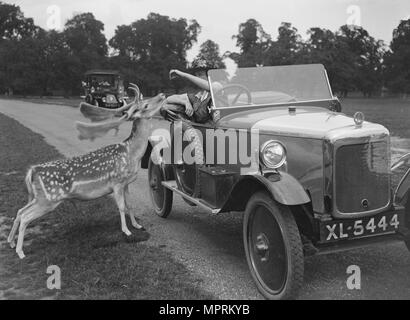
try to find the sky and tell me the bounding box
[7,0,410,62]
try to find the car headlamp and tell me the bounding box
[260,140,287,169]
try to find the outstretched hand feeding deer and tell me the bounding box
[7,84,165,259]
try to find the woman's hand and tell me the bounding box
[169,69,181,80]
[185,99,194,117]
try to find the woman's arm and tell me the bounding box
[170,70,222,92]
[165,94,194,117]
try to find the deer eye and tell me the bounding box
[144,104,149,110]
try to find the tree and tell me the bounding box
[384,19,410,96]
[0,2,40,95]
[110,12,201,95]
[229,19,270,67]
[336,25,385,97]
[63,13,108,93]
[0,2,37,40]
[34,30,71,95]
[264,22,304,66]
[192,40,225,69]
[304,27,354,96]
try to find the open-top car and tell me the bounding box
[82,70,126,109]
[142,64,410,300]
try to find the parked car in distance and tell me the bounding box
[82,70,126,109]
[142,64,410,300]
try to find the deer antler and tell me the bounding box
[76,115,128,141]
[76,84,143,141]
[80,85,141,122]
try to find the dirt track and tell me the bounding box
[1,99,409,300]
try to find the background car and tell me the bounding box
[82,70,126,109]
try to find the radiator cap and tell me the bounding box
[353,112,365,127]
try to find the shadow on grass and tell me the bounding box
[0,113,213,300]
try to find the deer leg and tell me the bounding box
[124,185,144,230]
[16,201,58,259]
[113,186,132,236]
[8,199,36,248]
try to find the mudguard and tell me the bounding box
[395,168,410,206]
[221,172,311,212]
[394,168,410,228]
[251,172,311,205]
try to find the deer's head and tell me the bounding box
[76,84,166,141]
[124,91,166,121]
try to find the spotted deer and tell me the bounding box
[7,85,166,259]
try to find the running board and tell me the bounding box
[162,180,221,214]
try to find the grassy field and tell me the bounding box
[341,98,410,139]
[0,113,213,300]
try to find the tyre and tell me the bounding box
[405,237,410,253]
[405,196,410,253]
[243,192,304,300]
[148,158,173,218]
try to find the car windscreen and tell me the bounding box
[208,64,333,108]
[88,75,117,88]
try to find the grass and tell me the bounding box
[0,113,213,300]
[341,97,410,139]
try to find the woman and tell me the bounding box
[161,69,223,124]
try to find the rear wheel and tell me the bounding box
[148,158,173,218]
[243,192,304,300]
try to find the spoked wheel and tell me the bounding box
[243,192,304,300]
[148,158,173,218]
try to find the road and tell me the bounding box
[0,99,409,300]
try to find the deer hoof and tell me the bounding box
[17,250,25,259]
[10,241,16,249]
[131,222,144,230]
[123,230,132,237]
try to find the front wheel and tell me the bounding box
[243,192,304,300]
[148,158,173,218]
[405,238,410,253]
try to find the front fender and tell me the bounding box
[394,167,410,229]
[252,172,311,205]
[221,172,311,212]
[394,168,410,206]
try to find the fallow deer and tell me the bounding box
[7,85,166,259]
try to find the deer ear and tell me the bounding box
[75,118,127,141]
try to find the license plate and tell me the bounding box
[321,212,403,243]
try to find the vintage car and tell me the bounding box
[82,70,126,109]
[142,64,410,300]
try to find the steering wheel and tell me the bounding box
[214,84,252,107]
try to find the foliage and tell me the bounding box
[384,19,410,94]
[109,12,200,95]
[192,40,225,70]
[229,19,270,67]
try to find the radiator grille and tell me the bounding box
[335,142,390,214]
